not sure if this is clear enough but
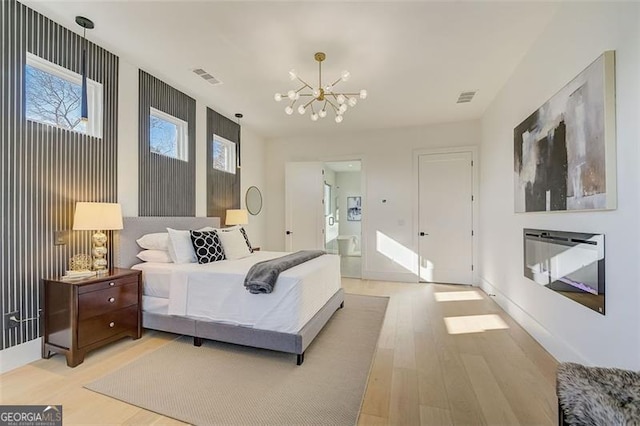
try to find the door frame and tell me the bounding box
[412,146,479,285]
[320,156,366,279]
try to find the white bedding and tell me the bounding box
[132,251,341,333]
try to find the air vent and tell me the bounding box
[457,90,477,104]
[192,68,222,86]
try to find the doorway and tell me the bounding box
[417,151,473,284]
[324,161,362,278]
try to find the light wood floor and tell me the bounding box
[0,279,558,425]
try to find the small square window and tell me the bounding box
[25,52,103,138]
[149,107,188,161]
[212,135,236,174]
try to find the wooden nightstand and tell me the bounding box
[42,268,142,367]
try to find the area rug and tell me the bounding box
[85,294,388,425]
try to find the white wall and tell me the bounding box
[117,59,267,247]
[479,2,640,369]
[336,171,362,251]
[266,120,480,281]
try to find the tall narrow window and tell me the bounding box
[25,52,103,137]
[149,107,188,161]
[212,135,236,174]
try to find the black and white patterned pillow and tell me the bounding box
[239,227,253,253]
[190,231,225,264]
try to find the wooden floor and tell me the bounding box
[0,279,558,425]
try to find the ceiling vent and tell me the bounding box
[457,90,477,104]
[192,68,222,86]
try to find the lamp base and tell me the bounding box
[92,230,109,272]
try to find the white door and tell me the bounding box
[285,162,325,251]
[418,152,473,284]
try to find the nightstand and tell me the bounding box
[42,268,142,367]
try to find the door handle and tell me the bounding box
[419,232,428,236]
[286,231,292,235]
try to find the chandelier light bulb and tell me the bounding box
[337,94,346,104]
[274,93,282,102]
[318,109,327,118]
[287,90,296,100]
[360,89,368,99]
[285,106,294,115]
[348,97,357,107]
[298,105,306,115]
[312,88,320,98]
[324,85,332,93]
[335,115,343,123]
[341,70,351,82]
[311,113,319,121]
[339,103,348,114]
[289,69,297,81]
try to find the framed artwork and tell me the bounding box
[513,51,616,213]
[347,196,361,221]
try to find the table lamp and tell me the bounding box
[225,209,249,227]
[73,202,123,273]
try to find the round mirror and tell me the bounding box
[246,186,263,215]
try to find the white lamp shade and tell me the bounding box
[225,209,249,226]
[73,202,123,230]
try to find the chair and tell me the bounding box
[556,362,640,425]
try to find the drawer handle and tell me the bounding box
[108,297,116,303]
[109,282,115,286]
[109,322,115,328]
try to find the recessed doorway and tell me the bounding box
[324,160,362,278]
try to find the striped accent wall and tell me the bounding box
[138,71,196,216]
[206,108,241,221]
[0,0,119,350]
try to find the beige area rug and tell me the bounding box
[85,294,388,425]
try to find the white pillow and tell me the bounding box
[136,233,169,250]
[136,250,172,263]
[217,228,252,260]
[166,226,215,264]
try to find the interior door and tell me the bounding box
[285,162,325,251]
[418,152,473,284]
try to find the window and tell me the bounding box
[149,107,188,161]
[212,135,236,174]
[25,52,103,138]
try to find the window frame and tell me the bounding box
[149,107,189,162]
[25,52,103,138]
[212,134,237,175]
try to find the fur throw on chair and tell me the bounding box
[557,362,640,425]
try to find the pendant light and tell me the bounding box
[75,16,94,122]
[235,113,243,169]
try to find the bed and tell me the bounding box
[115,216,344,365]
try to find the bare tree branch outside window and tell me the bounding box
[25,65,86,133]
[150,116,178,158]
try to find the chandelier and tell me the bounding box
[274,52,367,123]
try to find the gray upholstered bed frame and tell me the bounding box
[115,216,345,365]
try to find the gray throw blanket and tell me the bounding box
[244,250,326,294]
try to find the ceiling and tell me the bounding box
[22,1,559,140]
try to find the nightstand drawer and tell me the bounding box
[78,305,138,348]
[78,275,138,294]
[78,282,138,320]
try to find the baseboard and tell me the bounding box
[478,276,587,364]
[0,338,42,374]
[362,270,417,283]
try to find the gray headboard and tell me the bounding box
[115,216,221,268]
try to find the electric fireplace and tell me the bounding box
[523,229,605,314]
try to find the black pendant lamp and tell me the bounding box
[75,16,94,122]
[235,113,243,169]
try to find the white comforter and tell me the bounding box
[133,251,341,333]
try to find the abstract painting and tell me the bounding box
[347,196,361,221]
[514,51,616,212]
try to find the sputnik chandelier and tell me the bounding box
[274,52,367,123]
